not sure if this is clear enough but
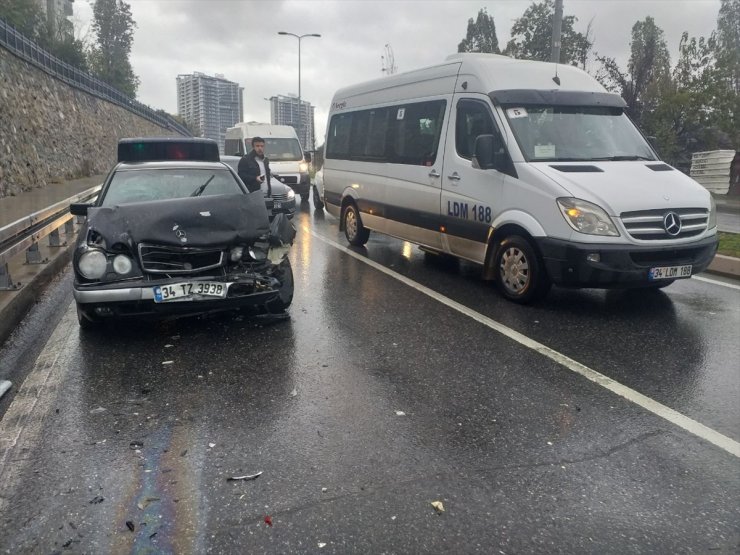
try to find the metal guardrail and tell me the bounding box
[0,185,101,290]
[0,18,191,137]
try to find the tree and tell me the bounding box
[89,0,139,98]
[0,0,44,38]
[458,8,500,54]
[504,0,593,68]
[715,0,740,94]
[596,17,671,123]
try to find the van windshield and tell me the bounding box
[503,105,656,162]
[262,138,303,161]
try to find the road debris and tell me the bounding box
[137,497,160,510]
[264,515,273,527]
[0,381,11,401]
[318,542,327,548]
[164,344,174,348]
[129,441,143,450]
[89,495,104,504]
[161,361,174,365]
[431,501,445,514]
[208,443,216,449]
[321,487,327,493]
[126,521,135,532]
[89,406,106,414]
[290,387,298,397]
[395,410,406,416]
[227,471,262,482]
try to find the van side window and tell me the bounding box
[456,100,497,160]
[390,100,446,166]
[349,108,389,160]
[327,113,352,159]
[224,139,239,156]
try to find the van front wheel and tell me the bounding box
[494,235,550,303]
[343,203,370,246]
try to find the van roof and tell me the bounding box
[330,53,607,107]
[226,123,299,138]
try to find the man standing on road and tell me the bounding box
[238,137,271,194]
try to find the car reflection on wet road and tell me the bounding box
[0,206,738,553]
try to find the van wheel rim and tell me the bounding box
[500,247,530,294]
[346,209,358,238]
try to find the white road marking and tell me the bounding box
[692,275,740,290]
[0,304,78,511]
[309,228,740,459]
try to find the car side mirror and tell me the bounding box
[70,203,92,216]
[472,134,496,170]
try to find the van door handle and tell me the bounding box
[447,172,461,181]
[428,170,440,178]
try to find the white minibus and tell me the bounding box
[322,53,718,303]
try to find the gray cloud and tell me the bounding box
[76,0,722,144]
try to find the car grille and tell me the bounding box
[138,243,224,274]
[620,208,708,240]
[271,192,290,202]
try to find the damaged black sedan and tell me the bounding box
[70,138,295,328]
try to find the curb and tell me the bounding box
[706,254,740,280]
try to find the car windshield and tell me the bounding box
[263,138,303,161]
[503,105,656,162]
[101,168,243,206]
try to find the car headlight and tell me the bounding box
[299,162,308,172]
[557,198,620,236]
[708,195,717,229]
[286,189,295,200]
[78,249,107,279]
[229,246,244,262]
[112,254,132,275]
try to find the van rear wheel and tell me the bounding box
[494,235,551,304]
[343,203,370,246]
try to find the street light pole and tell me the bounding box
[278,31,321,152]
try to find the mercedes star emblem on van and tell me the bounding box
[663,212,682,236]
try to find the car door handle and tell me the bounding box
[447,172,461,181]
[429,170,440,178]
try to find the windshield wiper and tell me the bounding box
[589,155,654,161]
[190,175,215,197]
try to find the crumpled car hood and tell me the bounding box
[86,192,270,248]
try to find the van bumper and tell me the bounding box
[535,235,718,288]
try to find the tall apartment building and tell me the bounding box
[269,94,316,151]
[35,0,74,37]
[176,73,244,152]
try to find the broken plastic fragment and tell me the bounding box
[161,361,174,365]
[395,410,406,416]
[321,487,327,493]
[290,388,297,397]
[431,501,445,514]
[264,515,273,527]
[200,211,211,217]
[227,471,262,482]
[126,521,135,532]
[89,407,106,414]
[89,495,104,504]
[137,497,160,510]
[208,443,216,448]
[164,344,174,348]
[318,543,327,548]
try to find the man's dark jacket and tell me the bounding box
[237,150,271,193]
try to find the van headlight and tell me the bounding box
[78,249,108,279]
[708,196,717,229]
[299,162,308,172]
[557,198,620,236]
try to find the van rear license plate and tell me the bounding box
[153,282,228,303]
[648,265,692,281]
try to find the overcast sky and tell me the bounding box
[74,0,722,145]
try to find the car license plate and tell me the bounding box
[274,200,282,209]
[648,265,692,281]
[153,282,228,303]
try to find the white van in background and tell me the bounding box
[225,122,311,202]
[322,53,718,303]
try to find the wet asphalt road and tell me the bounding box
[0,203,738,554]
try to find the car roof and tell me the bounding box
[114,161,231,171]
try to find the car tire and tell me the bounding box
[494,235,551,304]
[76,304,98,330]
[342,202,370,246]
[266,258,294,313]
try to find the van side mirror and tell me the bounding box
[70,203,92,216]
[472,134,496,170]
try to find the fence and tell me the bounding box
[0,18,191,137]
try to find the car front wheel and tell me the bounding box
[494,235,551,304]
[343,202,370,246]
